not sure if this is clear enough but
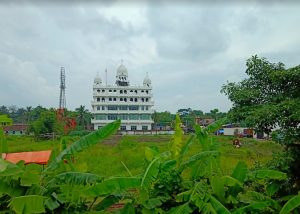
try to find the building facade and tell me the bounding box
[91,63,154,131]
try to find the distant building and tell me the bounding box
[3,124,28,135]
[91,63,154,131]
[177,108,191,116]
[195,117,215,126]
[0,115,13,127]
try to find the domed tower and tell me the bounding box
[116,62,129,86]
[143,72,151,87]
[94,73,102,86]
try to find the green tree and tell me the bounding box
[0,105,9,115]
[221,55,300,185]
[25,106,32,124]
[152,111,175,126]
[210,108,219,120]
[75,105,91,130]
[29,110,64,137]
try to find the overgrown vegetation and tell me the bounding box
[0,117,299,213]
[222,55,300,194]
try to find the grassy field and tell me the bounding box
[4,134,282,177]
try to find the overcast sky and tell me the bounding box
[0,1,299,113]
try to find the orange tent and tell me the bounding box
[2,150,52,165]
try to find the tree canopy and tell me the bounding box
[221,55,300,144]
[222,55,300,183]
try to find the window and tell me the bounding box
[131,126,137,131]
[20,131,23,134]
[130,98,133,102]
[113,98,116,101]
[95,114,107,120]
[124,90,127,94]
[146,98,149,102]
[109,98,112,101]
[141,90,144,93]
[141,106,144,110]
[102,89,105,92]
[102,106,105,110]
[119,106,128,110]
[145,106,149,110]
[118,114,128,120]
[97,89,100,92]
[129,105,138,110]
[108,114,118,120]
[113,89,116,92]
[120,90,123,94]
[141,98,144,102]
[140,114,151,120]
[120,98,123,101]
[134,90,137,94]
[130,90,133,92]
[109,89,112,92]
[97,106,100,110]
[121,126,126,131]
[97,97,100,102]
[142,126,148,131]
[134,98,138,102]
[108,106,118,110]
[129,114,139,120]
[124,98,127,102]
[146,90,148,94]
[102,98,105,101]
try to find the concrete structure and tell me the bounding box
[3,124,27,135]
[91,63,154,131]
[195,117,215,126]
[223,127,253,137]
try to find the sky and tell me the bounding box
[0,1,300,113]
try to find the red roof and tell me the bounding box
[3,124,28,132]
[2,150,52,165]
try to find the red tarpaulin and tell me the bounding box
[2,150,52,165]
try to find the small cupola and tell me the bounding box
[143,72,151,87]
[94,73,102,85]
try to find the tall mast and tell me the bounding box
[59,67,66,110]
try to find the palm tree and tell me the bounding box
[210,108,219,120]
[25,106,32,124]
[75,105,90,130]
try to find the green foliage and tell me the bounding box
[94,195,121,211]
[252,169,287,180]
[86,177,141,197]
[169,114,183,158]
[0,117,296,213]
[280,193,300,214]
[45,119,120,172]
[231,161,248,183]
[75,105,92,130]
[0,128,8,155]
[47,172,103,186]
[9,195,46,214]
[221,55,300,188]
[141,158,160,188]
[29,110,63,137]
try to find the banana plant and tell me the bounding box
[0,120,121,213]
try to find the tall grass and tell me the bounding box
[4,135,282,177]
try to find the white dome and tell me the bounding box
[117,64,128,76]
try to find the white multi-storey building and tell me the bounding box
[91,63,154,131]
